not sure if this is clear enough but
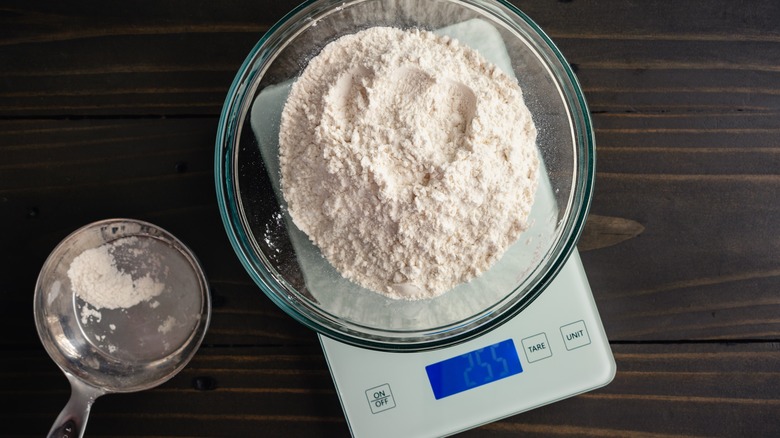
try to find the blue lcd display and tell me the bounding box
[425,339,523,400]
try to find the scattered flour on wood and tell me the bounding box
[279,27,539,300]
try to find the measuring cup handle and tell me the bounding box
[47,374,105,438]
[48,419,78,438]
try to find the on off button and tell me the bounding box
[365,383,396,414]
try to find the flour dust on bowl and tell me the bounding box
[34,219,211,438]
[216,0,614,435]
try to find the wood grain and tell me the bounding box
[4,344,778,437]
[2,0,779,115]
[2,0,779,436]
[579,215,645,251]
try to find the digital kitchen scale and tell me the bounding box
[320,250,615,437]
[236,13,616,438]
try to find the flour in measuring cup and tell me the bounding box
[68,236,166,329]
[279,27,539,300]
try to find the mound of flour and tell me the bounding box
[279,26,539,300]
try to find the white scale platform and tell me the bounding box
[320,250,615,438]
[248,16,616,438]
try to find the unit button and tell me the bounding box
[365,383,396,414]
[521,333,552,363]
[561,320,591,350]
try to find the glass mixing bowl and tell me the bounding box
[215,0,594,351]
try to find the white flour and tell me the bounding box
[279,27,539,300]
[68,237,165,311]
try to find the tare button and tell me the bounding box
[521,333,552,363]
[365,383,396,414]
[561,320,591,350]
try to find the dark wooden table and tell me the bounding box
[2,1,779,436]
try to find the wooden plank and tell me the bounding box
[2,1,780,116]
[3,343,777,437]
[581,110,780,341]
[583,171,780,340]
[518,0,780,39]
[0,0,288,116]
[591,112,780,175]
